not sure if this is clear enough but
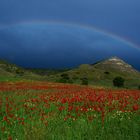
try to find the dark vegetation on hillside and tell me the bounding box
[0,57,140,89]
[44,57,140,89]
[113,76,125,87]
[26,68,70,76]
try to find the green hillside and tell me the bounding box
[0,59,42,81]
[46,57,140,89]
[0,57,140,89]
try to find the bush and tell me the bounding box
[81,77,88,85]
[60,73,70,80]
[16,68,24,76]
[58,73,73,83]
[104,71,110,75]
[138,85,140,90]
[113,77,125,87]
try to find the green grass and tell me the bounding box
[0,102,139,140]
[0,82,140,140]
[0,76,22,82]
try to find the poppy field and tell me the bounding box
[0,81,140,140]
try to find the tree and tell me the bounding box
[60,73,70,80]
[113,76,125,87]
[58,73,73,83]
[81,77,88,85]
[15,68,24,76]
[104,71,110,75]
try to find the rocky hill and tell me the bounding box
[47,56,140,89]
[93,56,138,74]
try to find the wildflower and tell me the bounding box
[8,136,12,140]
[64,117,68,121]
[3,116,8,121]
[58,106,65,111]
[132,104,139,111]
[68,106,73,112]
[61,98,67,104]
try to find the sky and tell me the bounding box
[0,0,140,47]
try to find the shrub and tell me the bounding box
[104,71,110,75]
[59,73,73,83]
[60,73,70,80]
[138,85,140,90]
[16,68,24,76]
[113,76,125,87]
[81,77,88,85]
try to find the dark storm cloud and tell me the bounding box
[0,0,140,46]
[0,23,140,69]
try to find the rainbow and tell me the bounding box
[0,20,139,50]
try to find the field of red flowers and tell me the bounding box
[0,81,140,140]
